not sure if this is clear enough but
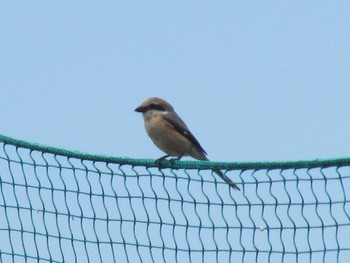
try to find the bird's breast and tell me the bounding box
[144,115,192,156]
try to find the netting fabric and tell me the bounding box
[0,135,349,263]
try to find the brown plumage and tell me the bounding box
[135,97,240,190]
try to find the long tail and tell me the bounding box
[213,169,240,190]
[191,150,240,190]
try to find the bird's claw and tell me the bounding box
[169,153,184,164]
[169,158,177,164]
[155,153,184,165]
[155,155,170,166]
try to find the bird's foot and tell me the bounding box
[169,153,184,164]
[155,155,170,166]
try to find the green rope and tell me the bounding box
[1,134,349,170]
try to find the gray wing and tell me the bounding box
[162,112,207,156]
[163,112,240,190]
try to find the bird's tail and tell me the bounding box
[213,169,240,191]
[191,149,240,190]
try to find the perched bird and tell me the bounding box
[135,97,240,190]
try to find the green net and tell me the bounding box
[0,134,349,263]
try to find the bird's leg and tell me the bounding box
[155,154,170,165]
[169,153,184,164]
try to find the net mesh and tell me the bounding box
[0,134,349,263]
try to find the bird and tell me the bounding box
[135,97,240,190]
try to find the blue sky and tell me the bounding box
[1,1,350,162]
[1,2,350,263]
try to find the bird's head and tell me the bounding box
[135,97,174,120]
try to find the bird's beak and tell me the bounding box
[134,105,144,112]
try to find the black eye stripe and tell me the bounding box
[148,104,165,111]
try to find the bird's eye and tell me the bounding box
[150,103,165,111]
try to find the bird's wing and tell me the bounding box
[162,112,207,155]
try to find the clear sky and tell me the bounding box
[1,2,350,263]
[1,2,350,162]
